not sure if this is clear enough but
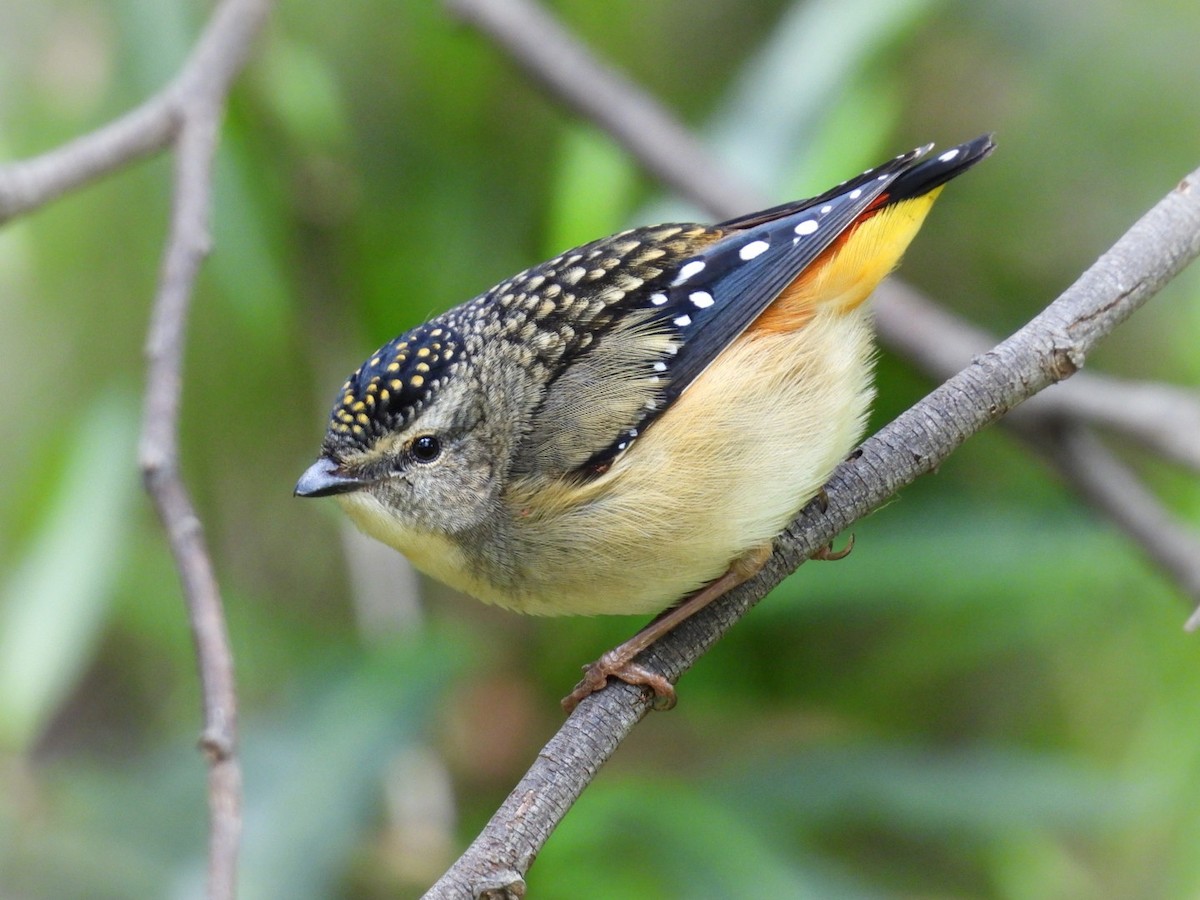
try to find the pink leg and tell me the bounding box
[561,544,773,713]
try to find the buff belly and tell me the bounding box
[488,304,875,616]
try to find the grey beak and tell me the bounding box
[294,457,365,498]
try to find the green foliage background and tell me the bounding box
[2,0,1199,897]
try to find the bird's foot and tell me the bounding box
[561,652,676,714]
[813,533,855,561]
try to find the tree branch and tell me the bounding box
[425,156,1200,898]
[1,1,275,896]
[443,0,1200,609]
[875,281,1200,472]
[0,0,272,226]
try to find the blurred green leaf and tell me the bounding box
[538,778,885,900]
[711,0,935,191]
[256,35,351,151]
[236,634,465,900]
[720,742,1155,836]
[543,126,637,256]
[0,391,137,751]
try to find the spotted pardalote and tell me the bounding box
[297,134,995,709]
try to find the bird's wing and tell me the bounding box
[519,135,994,476]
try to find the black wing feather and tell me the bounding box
[570,136,994,472]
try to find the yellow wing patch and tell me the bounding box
[751,188,944,335]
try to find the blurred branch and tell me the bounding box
[1015,424,1200,612]
[0,0,270,225]
[444,0,1200,611]
[1,1,276,897]
[876,282,1200,471]
[427,153,1200,898]
[444,0,760,216]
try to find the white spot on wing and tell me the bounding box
[674,314,692,327]
[938,148,960,163]
[671,260,706,286]
[849,188,863,200]
[653,361,667,372]
[650,292,668,306]
[794,219,818,236]
[820,204,833,214]
[739,239,769,260]
[689,291,714,309]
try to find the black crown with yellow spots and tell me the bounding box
[325,322,465,451]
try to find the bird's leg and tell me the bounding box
[562,544,773,713]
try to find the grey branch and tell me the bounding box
[137,2,275,895]
[0,0,275,897]
[425,157,1200,900]
[443,0,1200,609]
[0,0,272,225]
[875,281,1200,472]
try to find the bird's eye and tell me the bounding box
[410,434,441,463]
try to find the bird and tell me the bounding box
[296,135,995,712]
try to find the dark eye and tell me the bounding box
[410,434,441,463]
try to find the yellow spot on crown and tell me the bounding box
[410,375,425,388]
[417,347,431,358]
[379,388,390,402]
[351,401,365,412]
[390,379,403,390]
[416,362,430,373]
[387,362,400,372]
[355,413,370,425]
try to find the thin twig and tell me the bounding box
[443,0,1200,610]
[0,0,272,226]
[136,1,274,891]
[139,103,241,898]
[425,159,1200,899]
[0,100,178,224]
[0,0,274,896]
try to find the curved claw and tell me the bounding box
[561,656,676,713]
[813,533,855,561]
